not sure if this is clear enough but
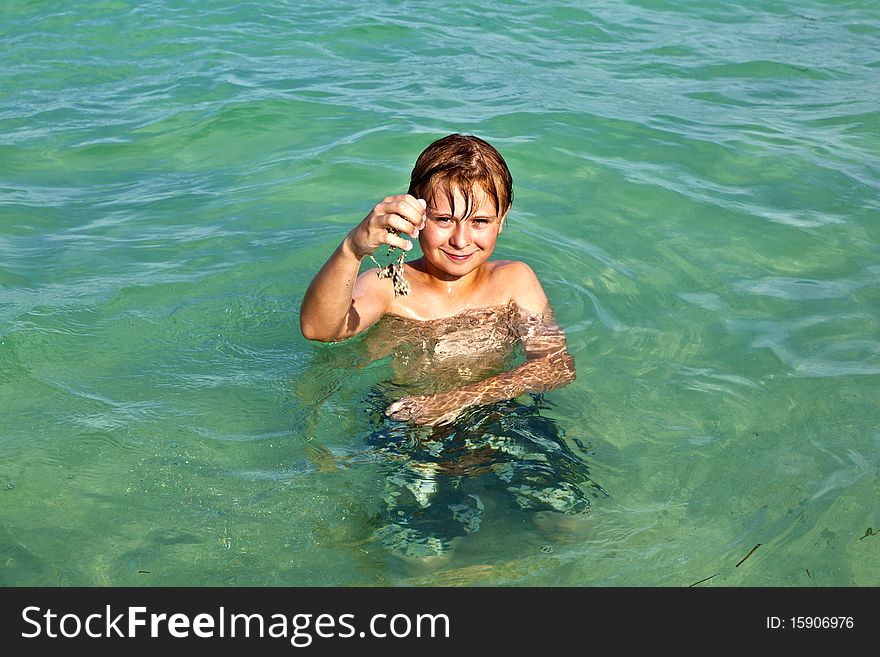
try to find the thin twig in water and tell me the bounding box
[736,543,761,568]
[688,572,721,587]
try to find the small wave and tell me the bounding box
[734,277,854,300]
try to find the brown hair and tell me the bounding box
[407,134,513,219]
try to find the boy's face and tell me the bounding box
[419,183,507,279]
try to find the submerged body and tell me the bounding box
[367,299,572,389]
[357,304,599,563]
[367,303,522,393]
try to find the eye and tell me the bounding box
[433,216,453,224]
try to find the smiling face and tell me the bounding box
[419,183,507,280]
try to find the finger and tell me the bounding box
[383,196,427,230]
[381,215,417,250]
[417,198,427,230]
[385,213,419,238]
[402,194,427,218]
[382,227,413,252]
[410,196,427,223]
[386,404,413,420]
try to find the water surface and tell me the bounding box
[1,0,878,586]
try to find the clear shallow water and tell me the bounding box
[1,0,878,586]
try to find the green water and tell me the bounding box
[1,0,878,586]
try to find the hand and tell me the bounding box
[385,391,470,426]
[346,194,427,260]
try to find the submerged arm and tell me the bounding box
[387,307,576,425]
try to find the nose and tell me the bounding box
[448,220,470,249]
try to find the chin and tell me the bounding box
[427,262,471,279]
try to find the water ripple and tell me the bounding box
[1,0,878,586]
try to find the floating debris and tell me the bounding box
[858,527,876,541]
[735,543,761,567]
[375,250,410,296]
[369,229,410,297]
[688,572,721,587]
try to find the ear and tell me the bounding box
[499,209,509,233]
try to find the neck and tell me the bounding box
[413,257,484,297]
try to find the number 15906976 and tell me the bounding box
[766,616,854,629]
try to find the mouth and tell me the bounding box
[442,250,476,263]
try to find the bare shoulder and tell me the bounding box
[488,260,549,314]
[490,259,537,278]
[354,266,395,304]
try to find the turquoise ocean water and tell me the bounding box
[1,0,878,586]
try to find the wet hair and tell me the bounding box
[407,134,513,220]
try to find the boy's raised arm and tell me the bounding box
[299,195,425,342]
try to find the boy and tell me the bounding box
[300,133,575,425]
